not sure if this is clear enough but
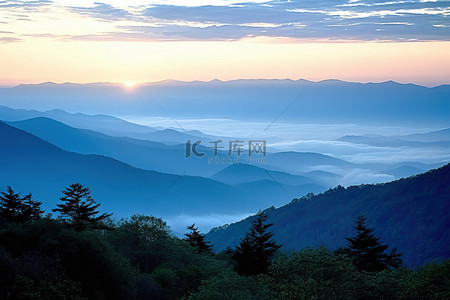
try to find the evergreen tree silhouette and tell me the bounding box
[52,183,112,232]
[387,247,403,269]
[183,223,213,254]
[0,186,43,223]
[345,216,401,272]
[233,235,254,275]
[233,211,281,276]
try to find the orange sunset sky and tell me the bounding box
[1,0,450,87]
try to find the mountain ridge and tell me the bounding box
[206,163,450,267]
[1,80,449,125]
[5,78,449,89]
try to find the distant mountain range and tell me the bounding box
[1,79,449,125]
[0,121,253,217]
[7,117,226,177]
[210,163,317,186]
[1,103,445,185]
[206,164,450,267]
[0,120,330,219]
[6,114,439,187]
[338,131,450,148]
[0,105,208,144]
[0,103,448,234]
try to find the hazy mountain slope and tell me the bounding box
[382,165,426,178]
[338,134,450,148]
[210,163,318,185]
[265,151,355,173]
[233,180,325,208]
[398,128,450,142]
[7,117,368,184]
[1,80,449,125]
[0,105,206,143]
[206,164,450,267]
[7,117,225,176]
[0,121,268,218]
[0,105,157,137]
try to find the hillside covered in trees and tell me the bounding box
[0,180,449,299]
[207,163,450,267]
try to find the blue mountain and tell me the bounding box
[7,117,225,176]
[0,105,208,144]
[210,163,318,186]
[206,164,450,267]
[0,121,262,218]
[265,151,355,173]
[338,133,450,148]
[1,80,449,125]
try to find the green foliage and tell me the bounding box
[52,183,112,232]
[104,214,231,299]
[259,247,356,299]
[120,214,171,244]
[207,164,450,267]
[258,247,450,300]
[184,269,260,300]
[411,260,450,299]
[0,219,134,299]
[0,186,43,223]
[0,187,448,300]
[9,274,85,300]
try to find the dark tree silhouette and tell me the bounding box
[233,211,281,276]
[52,183,112,232]
[233,235,254,275]
[345,216,401,272]
[387,247,403,269]
[184,223,213,254]
[0,186,43,223]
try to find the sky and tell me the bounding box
[1,0,450,86]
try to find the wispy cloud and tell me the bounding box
[165,212,253,233]
[0,0,52,9]
[0,36,21,43]
[1,0,449,42]
[68,2,132,22]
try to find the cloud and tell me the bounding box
[0,0,52,9]
[0,36,21,43]
[340,169,396,186]
[68,2,132,21]
[3,0,450,41]
[164,212,253,233]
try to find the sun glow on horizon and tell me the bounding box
[123,81,136,88]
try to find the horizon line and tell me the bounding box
[1,78,449,89]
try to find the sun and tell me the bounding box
[123,81,136,88]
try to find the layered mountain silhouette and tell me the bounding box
[5,112,442,187]
[1,80,449,125]
[0,121,272,217]
[0,105,208,144]
[207,164,450,267]
[210,163,317,185]
[338,133,450,148]
[7,117,225,176]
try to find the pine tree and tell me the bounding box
[183,223,213,254]
[52,183,112,232]
[345,216,400,272]
[233,211,281,276]
[233,235,255,275]
[0,186,43,223]
[387,247,403,269]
